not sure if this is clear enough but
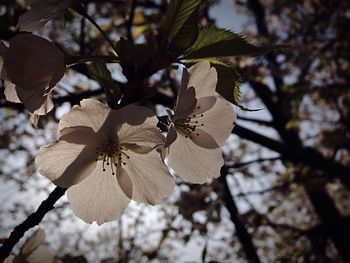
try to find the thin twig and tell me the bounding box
[126,0,138,42]
[71,4,118,54]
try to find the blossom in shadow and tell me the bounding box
[35,99,175,225]
[164,61,236,183]
[17,0,73,32]
[4,229,53,263]
[0,33,66,116]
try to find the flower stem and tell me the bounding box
[0,187,66,261]
[71,3,119,55]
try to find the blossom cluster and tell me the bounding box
[1,1,236,225]
[34,61,235,225]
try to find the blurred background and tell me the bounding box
[1,0,350,262]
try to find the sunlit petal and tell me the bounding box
[188,61,217,98]
[67,162,130,225]
[167,134,224,184]
[117,105,165,147]
[35,140,97,188]
[124,150,175,205]
[193,97,235,146]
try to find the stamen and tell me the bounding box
[175,112,205,138]
[95,141,130,174]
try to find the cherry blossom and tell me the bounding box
[0,33,66,115]
[4,229,53,263]
[17,0,73,32]
[164,61,236,183]
[35,99,175,225]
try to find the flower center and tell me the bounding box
[175,107,204,139]
[95,141,130,175]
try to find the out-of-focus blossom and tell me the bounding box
[17,0,73,32]
[4,229,54,263]
[35,99,174,225]
[164,61,236,183]
[0,33,66,115]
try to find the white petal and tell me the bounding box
[59,99,111,133]
[193,97,235,147]
[29,113,40,128]
[27,246,54,263]
[189,129,219,149]
[116,167,133,199]
[35,140,97,188]
[4,34,65,89]
[20,229,45,256]
[67,162,130,225]
[3,255,14,263]
[167,134,224,183]
[117,105,165,147]
[15,85,49,114]
[17,4,54,32]
[4,81,20,103]
[164,124,177,148]
[32,93,54,116]
[188,61,217,98]
[124,149,175,205]
[175,69,197,118]
[17,0,72,32]
[173,86,197,121]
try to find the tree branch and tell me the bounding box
[219,172,261,263]
[0,187,66,261]
[126,0,138,42]
[232,124,350,186]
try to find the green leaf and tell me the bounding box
[183,28,286,59]
[168,6,200,58]
[88,62,121,99]
[161,0,202,40]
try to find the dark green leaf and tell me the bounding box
[183,28,286,59]
[161,0,202,39]
[168,6,200,58]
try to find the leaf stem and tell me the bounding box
[65,55,119,67]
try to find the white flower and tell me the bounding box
[35,99,175,225]
[17,0,73,32]
[164,61,236,183]
[4,229,53,263]
[0,33,66,115]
